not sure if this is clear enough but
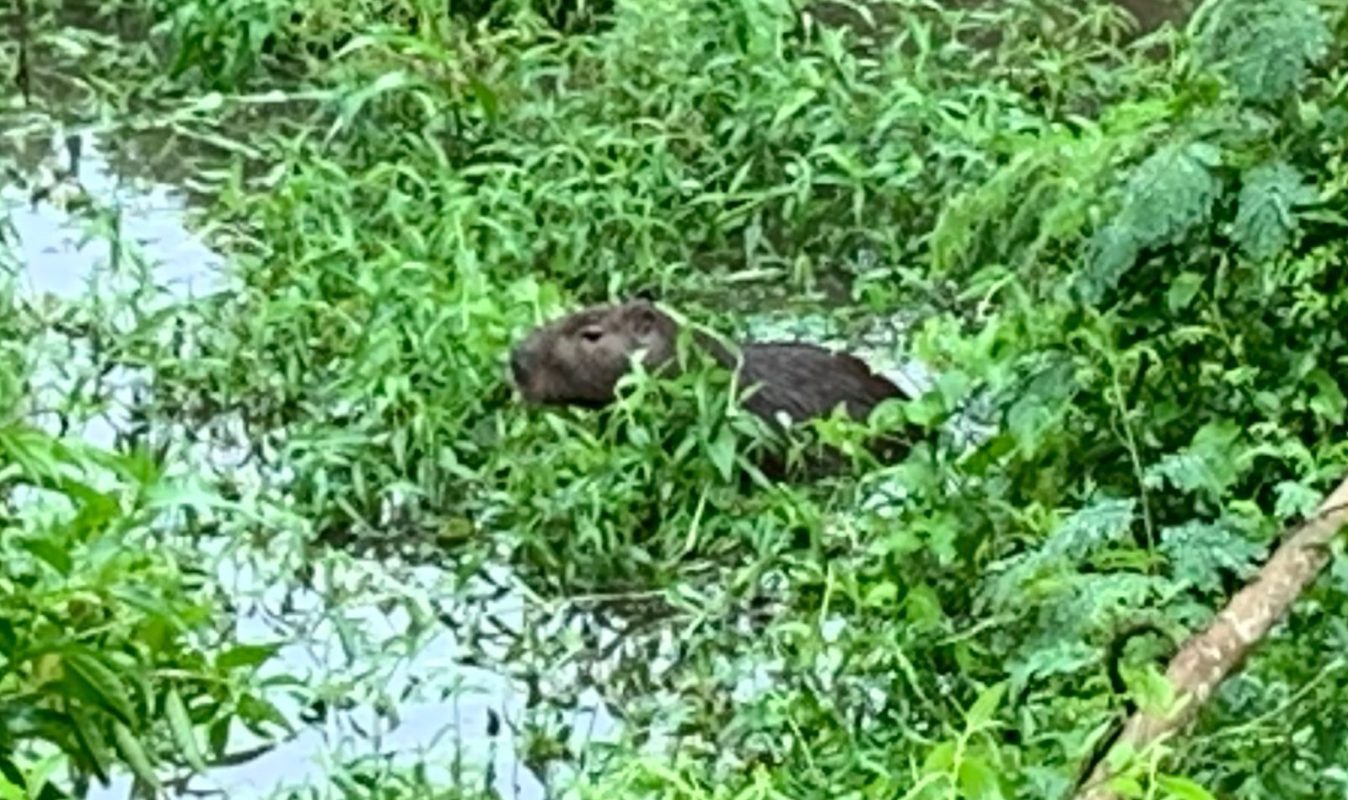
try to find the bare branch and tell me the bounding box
[1076,475,1348,800]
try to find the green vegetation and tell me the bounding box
[3,0,1348,797]
[0,352,282,796]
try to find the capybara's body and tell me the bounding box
[509,299,910,478]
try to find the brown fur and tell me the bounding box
[510,299,910,477]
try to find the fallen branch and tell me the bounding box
[1075,475,1348,800]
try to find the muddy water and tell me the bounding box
[3,131,618,800]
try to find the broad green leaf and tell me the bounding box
[216,643,283,671]
[965,682,1007,729]
[1166,272,1204,312]
[958,754,1005,800]
[19,536,72,577]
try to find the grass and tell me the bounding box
[4,0,1348,797]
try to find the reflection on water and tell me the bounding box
[4,131,221,302]
[4,131,615,800]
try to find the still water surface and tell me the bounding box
[5,130,618,800]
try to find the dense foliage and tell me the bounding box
[0,317,282,796]
[4,0,1348,797]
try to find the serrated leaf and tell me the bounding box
[1046,498,1138,561]
[1233,161,1317,261]
[1144,421,1243,498]
[1273,480,1322,520]
[1082,142,1224,302]
[1197,0,1330,105]
[1007,640,1098,695]
[1078,224,1140,303]
[1117,143,1223,247]
[1160,520,1266,593]
[1305,368,1347,423]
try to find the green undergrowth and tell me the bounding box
[6,0,1348,797]
[0,327,282,798]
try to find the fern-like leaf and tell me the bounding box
[1042,497,1138,561]
[988,498,1138,604]
[1078,224,1140,304]
[1143,420,1244,499]
[1273,479,1322,521]
[1195,0,1331,105]
[1007,639,1097,693]
[1233,160,1317,261]
[1080,143,1223,302]
[1116,142,1224,247]
[1160,519,1266,593]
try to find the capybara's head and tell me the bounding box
[509,299,682,408]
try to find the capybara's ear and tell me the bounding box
[628,299,659,333]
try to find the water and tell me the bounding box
[3,130,619,800]
[2,123,972,800]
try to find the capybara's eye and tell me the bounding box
[579,327,604,343]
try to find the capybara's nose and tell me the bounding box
[509,348,530,387]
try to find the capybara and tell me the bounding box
[509,299,912,478]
